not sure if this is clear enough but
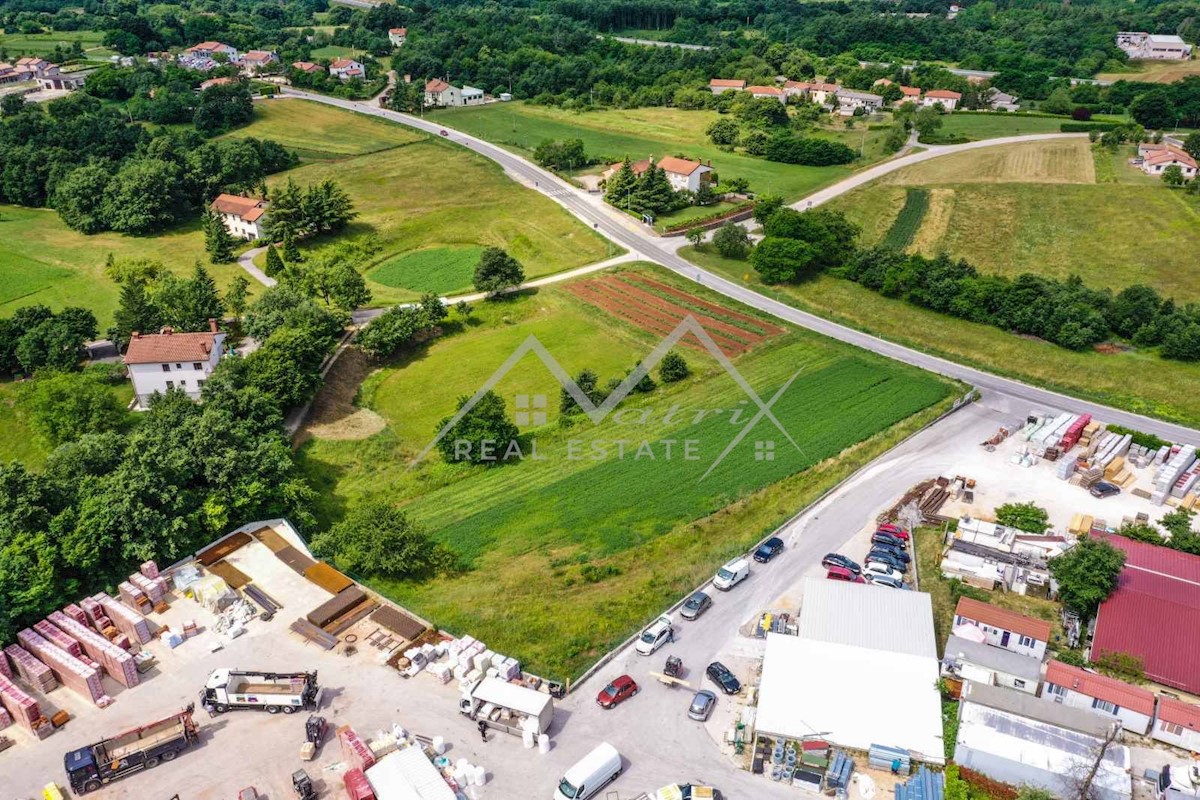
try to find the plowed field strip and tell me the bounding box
[620,273,788,337]
[582,278,755,350]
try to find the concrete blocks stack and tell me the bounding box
[17,629,104,705]
[140,560,159,579]
[130,573,164,606]
[1153,445,1196,506]
[33,620,82,659]
[0,674,46,734]
[95,593,151,644]
[4,645,56,692]
[48,611,139,689]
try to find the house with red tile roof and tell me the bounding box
[1140,145,1197,179]
[1090,532,1200,696]
[211,193,268,241]
[329,58,365,81]
[291,61,323,75]
[1152,697,1200,752]
[124,322,226,408]
[424,78,461,107]
[239,50,278,76]
[898,85,922,102]
[389,28,408,47]
[921,89,962,111]
[1041,659,1155,735]
[187,41,239,60]
[602,156,713,193]
[953,597,1051,659]
[708,78,745,95]
[746,85,785,103]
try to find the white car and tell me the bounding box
[862,562,904,583]
[635,615,674,656]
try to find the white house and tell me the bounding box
[708,78,745,95]
[953,597,1050,659]
[329,58,365,81]
[922,89,962,111]
[806,81,840,105]
[656,156,713,193]
[461,85,485,105]
[38,65,86,91]
[897,85,922,105]
[1042,660,1155,735]
[1117,32,1193,60]
[388,27,408,47]
[425,78,462,107]
[1139,144,1198,179]
[745,84,785,103]
[239,50,278,76]
[835,88,883,115]
[186,41,239,61]
[942,634,1043,694]
[124,323,226,408]
[1152,698,1200,752]
[211,193,268,241]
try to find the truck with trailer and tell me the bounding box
[459,676,555,735]
[201,668,320,714]
[64,705,199,794]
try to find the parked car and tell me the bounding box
[866,574,908,590]
[635,615,674,656]
[596,675,639,709]
[712,558,750,591]
[877,523,910,541]
[680,591,712,621]
[688,690,717,721]
[871,531,907,550]
[866,551,907,574]
[863,561,904,582]
[870,541,911,564]
[821,553,861,575]
[1090,481,1121,499]
[753,537,784,563]
[706,662,741,695]
[826,566,866,583]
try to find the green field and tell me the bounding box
[1096,59,1200,84]
[222,100,424,161]
[368,247,486,295]
[681,245,1200,427]
[0,28,111,59]
[297,265,953,678]
[309,45,366,60]
[933,113,1072,141]
[881,188,929,249]
[431,102,895,202]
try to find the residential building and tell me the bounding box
[1139,145,1198,179]
[955,681,1132,800]
[15,57,53,78]
[942,634,1043,694]
[806,81,839,105]
[745,85,785,102]
[1152,698,1200,752]
[1090,533,1200,695]
[0,63,20,85]
[781,80,809,99]
[1117,32,1193,60]
[985,87,1020,112]
[291,61,323,75]
[834,89,883,115]
[708,78,745,95]
[425,78,462,107]
[36,64,86,91]
[329,58,365,81]
[187,41,239,61]
[461,85,485,105]
[897,85,922,104]
[211,193,268,241]
[922,89,962,111]
[124,322,226,408]
[952,597,1051,659]
[655,156,713,193]
[388,27,408,47]
[239,50,278,75]
[1042,660,1155,735]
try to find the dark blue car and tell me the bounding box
[753,537,784,563]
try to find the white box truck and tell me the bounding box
[459,676,554,735]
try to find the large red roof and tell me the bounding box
[1045,660,1155,716]
[954,596,1052,641]
[124,330,219,365]
[1090,533,1200,694]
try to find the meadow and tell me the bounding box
[221,100,424,161]
[430,101,895,202]
[1096,59,1200,84]
[297,265,953,678]
[0,28,111,59]
[933,112,1073,141]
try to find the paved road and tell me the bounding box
[237,244,276,287]
[279,88,1200,447]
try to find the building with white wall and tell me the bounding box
[942,634,1043,694]
[1117,32,1192,60]
[1041,660,1155,735]
[953,597,1051,659]
[124,323,226,408]
[211,194,268,241]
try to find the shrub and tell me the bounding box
[659,351,690,383]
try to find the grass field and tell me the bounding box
[891,139,1096,184]
[430,102,896,202]
[681,245,1200,427]
[297,264,954,678]
[881,188,929,249]
[368,246,486,295]
[0,28,111,59]
[309,45,365,60]
[933,113,1072,141]
[1097,59,1200,84]
[222,100,424,161]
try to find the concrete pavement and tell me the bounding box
[237,244,276,288]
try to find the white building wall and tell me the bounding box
[953,615,1048,659]
[1151,718,1200,751]
[1041,687,1152,735]
[128,336,225,406]
[220,212,264,240]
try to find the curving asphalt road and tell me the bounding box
[279,88,1200,446]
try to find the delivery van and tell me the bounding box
[712,557,749,591]
[553,742,622,800]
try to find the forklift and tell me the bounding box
[292,770,316,800]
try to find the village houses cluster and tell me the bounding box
[0,56,86,91]
[708,77,964,115]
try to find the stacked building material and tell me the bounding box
[4,645,56,692]
[1153,446,1196,506]
[337,725,376,772]
[1058,414,1092,451]
[118,581,152,614]
[130,573,164,605]
[32,621,82,659]
[0,707,11,728]
[1172,460,1200,499]
[1104,456,1134,487]
[343,768,375,800]
[94,594,151,644]
[140,560,159,579]
[62,604,88,627]
[1079,421,1101,449]
[0,674,46,734]
[1077,465,1104,488]
[48,612,139,689]
[17,629,104,705]
[1055,458,1076,480]
[0,647,10,680]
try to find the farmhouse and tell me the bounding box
[1041,659,1155,735]
[425,78,462,107]
[291,61,323,75]
[708,78,745,95]
[985,87,1020,112]
[745,85,785,102]
[897,85,922,104]
[329,58,365,81]
[1152,697,1200,752]
[655,156,713,192]
[1116,32,1193,60]
[187,41,239,60]
[942,633,1043,694]
[922,89,962,111]
[239,50,278,75]
[15,57,53,78]
[124,322,226,408]
[807,81,840,105]
[952,597,1050,659]
[389,27,408,47]
[834,88,883,115]
[1139,145,1198,179]
[211,193,268,241]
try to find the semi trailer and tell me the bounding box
[64,705,199,794]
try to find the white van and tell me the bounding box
[553,742,622,800]
[712,557,749,591]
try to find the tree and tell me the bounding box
[750,236,818,283]
[739,127,770,155]
[203,209,237,263]
[53,164,111,234]
[101,158,186,235]
[309,501,454,579]
[995,501,1051,533]
[604,159,638,209]
[244,324,333,409]
[1040,86,1073,115]
[914,107,943,140]
[158,263,224,332]
[1130,88,1174,130]
[325,264,371,311]
[753,195,784,225]
[1162,164,1187,187]
[21,369,126,447]
[712,221,752,259]
[109,280,161,350]
[473,247,525,295]
[266,178,304,244]
[302,180,356,235]
[356,305,436,359]
[1107,284,1161,339]
[435,390,521,465]
[686,228,705,247]
[1160,508,1196,539]
[631,164,676,216]
[560,368,602,415]
[763,208,860,270]
[706,117,741,147]
[659,351,690,383]
[226,275,250,322]
[1184,133,1200,160]
[1048,539,1125,619]
[264,244,285,277]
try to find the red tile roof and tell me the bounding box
[125,330,219,365]
[330,58,361,70]
[1044,660,1156,716]
[899,86,922,96]
[925,89,962,100]
[1146,147,1197,169]
[292,61,322,73]
[188,41,231,53]
[954,596,1052,641]
[1157,697,1200,731]
[242,50,276,63]
[709,79,745,88]
[425,78,451,93]
[389,27,407,35]
[807,82,839,92]
[656,156,707,176]
[1090,532,1200,694]
[746,85,783,95]
[211,193,267,222]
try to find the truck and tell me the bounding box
[459,676,555,736]
[64,705,199,794]
[200,668,320,714]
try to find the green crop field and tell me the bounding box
[222,100,424,161]
[933,113,1072,141]
[297,264,953,678]
[368,246,486,295]
[881,188,929,249]
[430,101,896,202]
[0,28,110,58]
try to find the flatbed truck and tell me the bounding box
[64,705,199,794]
[201,668,320,714]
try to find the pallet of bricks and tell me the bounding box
[1152,445,1197,506]
[93,593,152,646]
[0,672,50,738]
[338,725,376,773]
[17,626,106,706]
[47,612,138,690]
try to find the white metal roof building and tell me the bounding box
[755,579,945,764]
[365,745,457,800]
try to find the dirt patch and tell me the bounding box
[910,187,956,255]
[294,346,383,446]
[305,407,388,440]
[1093,342,1132,355]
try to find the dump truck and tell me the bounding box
[201,668,320,714]
[459,676,554,735]
[64,705,199,794]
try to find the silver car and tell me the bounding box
[680,591,712,621]
[688,690,716,721]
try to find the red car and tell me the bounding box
[876,523,910,541]
[596,675,639,709]
[826,566,866,583]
